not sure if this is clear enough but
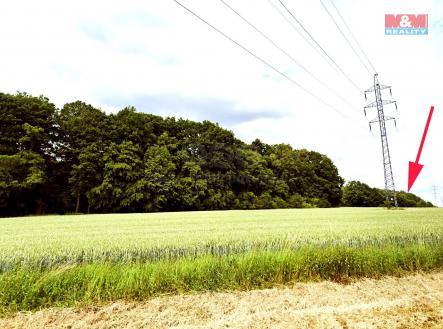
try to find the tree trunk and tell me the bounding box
[75,192,80,213]
[35,199,44,215]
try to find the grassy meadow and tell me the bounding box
[0,208,442,313]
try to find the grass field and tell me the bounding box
[0,208,442,314]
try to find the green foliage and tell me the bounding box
[0,151,45,190]
[131,144,177,211]
[89,141,143,212]
[342,180,433,208]
[69,143,104,212]
[0,93,57,215]
[57,100,108,162]
[0,92,56,155]
[264,145,343,207]
[396,191,434,207]
[342,181,384,207]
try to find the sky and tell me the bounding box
[1,0,442,205]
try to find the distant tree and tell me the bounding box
[250,138,270,155]
[341,181,433,208]
[265,145,343,207]
[396,191,434,207]
[342,181,384,207]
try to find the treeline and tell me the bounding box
[1,92,345,216]
[0,93,432,216]
[342,181,433,208]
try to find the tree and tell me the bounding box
[0,151,46,216]
[57,101,107,154]
[57,101,109,211]
[69,144,105,213]
[0,92,56,155]
[128,145,177,211]
[171,149,208,210]
[396,191,434,207]
[264,145,343,207]
[341,181,434,208]
[234,149,288,209]
[0,93,56,215]
[89,141,143,212]
[342,181,384,207]
[107,107,159,149]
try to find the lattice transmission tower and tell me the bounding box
[432,185,438,203]
[364,74,398,207]
[432,185,441,206]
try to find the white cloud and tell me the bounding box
[0,0,442,204]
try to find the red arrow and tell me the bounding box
[408,106,435,192]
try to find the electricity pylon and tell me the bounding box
[364,74,398,207]
[432,185,439,205]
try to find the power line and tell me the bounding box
[328,0,377,73]
[319,0,372,76]
[218,0,360,114]
[272,0,364,95]
[173,0,353,120]
[265,0,333,71]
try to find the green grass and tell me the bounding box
[0,208,442,313]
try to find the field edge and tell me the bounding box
[1,243,442,315]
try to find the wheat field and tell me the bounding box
[0,207,442,314]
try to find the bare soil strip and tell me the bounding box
[1,272,442,329]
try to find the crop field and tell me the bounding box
[0,208,442,314]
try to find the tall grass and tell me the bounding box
[1,244,442,314]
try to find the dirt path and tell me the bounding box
[1,272,443,329]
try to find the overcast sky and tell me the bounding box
[1,0,442,205]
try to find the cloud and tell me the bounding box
[79,22,109,44]
[111,9,168,29]
[78,14,179,64]
[101,93,287,126]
